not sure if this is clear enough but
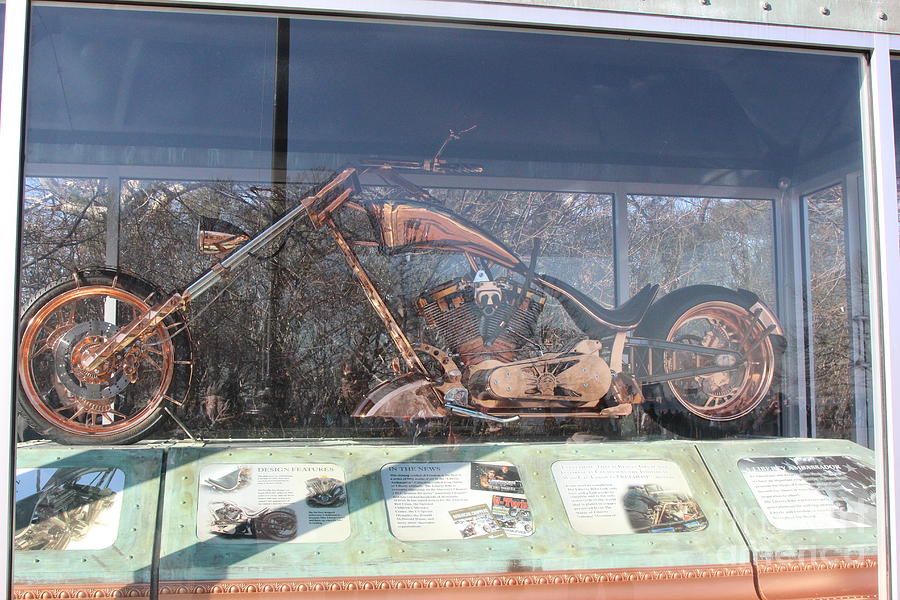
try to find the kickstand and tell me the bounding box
[164,407,204,443]
[409,417,429,444]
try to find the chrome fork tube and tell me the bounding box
[184,203,309,301]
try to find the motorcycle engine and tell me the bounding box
[415,276,546,366]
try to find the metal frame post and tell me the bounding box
[0,0,30,595]
[864,34,900,600]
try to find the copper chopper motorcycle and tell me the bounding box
[16,146,784,445]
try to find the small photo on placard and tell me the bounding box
[469,463,523,494]
[552,460,708,535]
[738,456,876,530]
[14,467,125,551]
[449,504,505,539]
[381,462,533,541]
[197,463,350,543]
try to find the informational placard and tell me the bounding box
[381,462,533,541]
[552,460,707,535]
[738,456,876,530]
[14,467,125,551]
[197,463,350,543]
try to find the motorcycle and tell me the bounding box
[208,501,297,541]
[15,132,784,444]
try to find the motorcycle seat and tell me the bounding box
[205,468,244,492]
[536,274,659,334]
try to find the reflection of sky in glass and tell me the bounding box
[27,7,275,168]
[288,17,860,178]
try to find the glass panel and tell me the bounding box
[16,8,869,445]
[626,195,776,306]
[116,181,616,439]
[804,184,852,439]
[19,177,107,307]
[287,19,861,185]
[0,3,5,98]
[26,6,275,169]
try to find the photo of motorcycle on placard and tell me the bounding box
[552,459,708,535]
[622,483,708,533]
[207,501,297,541]
[739,456,876,529]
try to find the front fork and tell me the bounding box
[81,168,361,374]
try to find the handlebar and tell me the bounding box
[359,159,483,174]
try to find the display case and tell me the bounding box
[4,1,899,598]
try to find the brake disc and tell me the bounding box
[53,321,130,401]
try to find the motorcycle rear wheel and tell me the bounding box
[634,285,783,439]
[258,510,298,541]
[17,268,191,445]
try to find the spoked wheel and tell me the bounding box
[635,285,784,439]
[258,510,298,541]
[17,269,191,445]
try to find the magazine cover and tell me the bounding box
[449,504,506,539]
[491,494,533,536]
[470,463,524,494]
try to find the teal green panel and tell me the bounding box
[696,438,877,560]
[158,440,749,583]
[14,442,165,586]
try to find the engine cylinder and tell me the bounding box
[415,278,545,366]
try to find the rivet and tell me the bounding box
[762,1,771,9]
[700,0,710,4]
[820,6,830,15]
[878,11,888,20]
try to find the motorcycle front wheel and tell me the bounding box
[17,268,191,445]
[634,285,784,439]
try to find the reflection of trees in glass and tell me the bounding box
[425,189,615,348]
[115,180,622,438]
[627,196,775,307]
[16,178,793,441]
[118,180,300,433]
[805,185,852,439]
[19,178,107,307]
